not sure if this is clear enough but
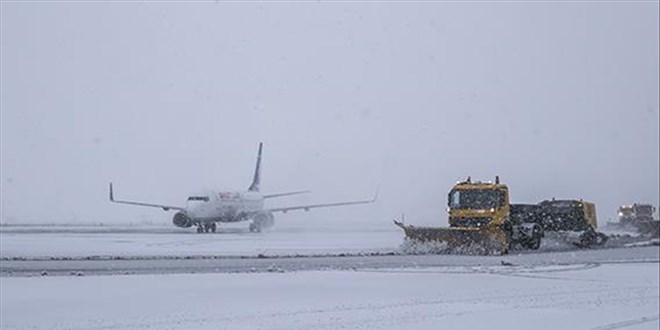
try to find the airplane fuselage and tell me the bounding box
[185,191,265,223]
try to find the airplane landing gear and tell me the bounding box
[197,223,217,234]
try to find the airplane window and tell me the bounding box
[187,196,209,202]
[219,192,239,199]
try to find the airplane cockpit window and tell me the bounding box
[187,196,209,202]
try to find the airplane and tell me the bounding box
[109,143,376,233]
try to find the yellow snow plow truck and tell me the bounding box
[394,177,607,254]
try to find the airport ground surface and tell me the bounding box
[1,223,658,277]
[2,223,659,330]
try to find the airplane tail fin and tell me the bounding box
[248,142,263,192]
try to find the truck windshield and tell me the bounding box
[619,207,633,216]
[448,189,504,209]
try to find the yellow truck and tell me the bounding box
[395,177,607,254]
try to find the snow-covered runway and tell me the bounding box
[2,223,654,260]
[2,262,658,330]
[0,223,402,258]
[1,224,658,329]
[2,246,659,277]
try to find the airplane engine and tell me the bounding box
[173,212,193,228]
[254,213,275,229]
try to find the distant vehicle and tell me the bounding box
[110,143,375,233]
[616,203,659,237]
[618,204,656,224]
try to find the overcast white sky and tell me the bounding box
[1,1,658,227]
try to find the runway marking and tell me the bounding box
[591,314,660,330]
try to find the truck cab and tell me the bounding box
[446,177,543,250]
[447,179,510,229]
[446,179,550,230]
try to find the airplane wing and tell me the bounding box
[266,193,377,213]
[109,183,185,212]
[263,190,310,199]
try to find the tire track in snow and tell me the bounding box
[359,263,604,282]
[484,263,603,282]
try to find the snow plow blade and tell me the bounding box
[394,220,510,255]
[571,229,609,248]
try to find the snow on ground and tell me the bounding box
[0,222,402,258]
[1,262,658,330]
[2,223,656,259]
[1,223,659,329]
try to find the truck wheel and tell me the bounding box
[502,223,513,254]
[500,235,512,255]
[576,227,598,248]
[595,232,609,246]
[529,236,541,250]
